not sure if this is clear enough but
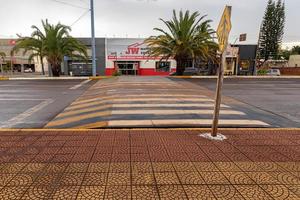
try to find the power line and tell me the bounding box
[50,0,88,9]
[71,9,90,27]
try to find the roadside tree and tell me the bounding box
[0,52,5,75]
[258,0,285,61]
[145,10,218,75]
[13,20,88,77]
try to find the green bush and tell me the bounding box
[257,69,268,75]
[112,71,122,76]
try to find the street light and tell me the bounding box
[90,0,96,76]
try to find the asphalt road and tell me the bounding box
[0,80,94,128]
[181,78,300,128]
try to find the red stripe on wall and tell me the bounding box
[105,68,176,76]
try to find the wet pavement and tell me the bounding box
[0,129,299,199]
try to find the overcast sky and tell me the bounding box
[0,0,299,48]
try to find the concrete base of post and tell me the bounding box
[199,133,227,141]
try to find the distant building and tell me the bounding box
[224,44,257,76]
[289,55,300,67]
[0,37,259,76]
[0,39,38,73]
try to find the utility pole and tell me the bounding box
[90,0,96,76]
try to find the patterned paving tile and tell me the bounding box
[261,185,300,200]
[155,172,180,185]
[87,163,109,173]
[270,171,300,185]
[223,172,255,185]
[201,172,231,184]
[21,186,54,200]
[193,162,220,172]
[132,162,152,173]
[132,186,160,199]
[183,185,215,200]
[246,172,282,184]
[158,185,188,200]
[177,172,206,185]
[6,173,36,186]
[65,163,89,173]
[82,173,107,186]
[285,185,300,197]
[51,186,80,200]
[214,162,242,172]
[234,185,273,200]
[208,185,244,200]
[0,174,16,186]
[1,163,27,173]
[59,173,85,186]
[76,186,105,199]
[109,162,131,173]
[104,185,131,199]
[132,172,156,185]
[107,173,131,185]
[21,163,46,173]
[0,186,28,199]
[172,162,197,172]
[34,173,62,186]
[43,163,68,173]
[152,162,175,172]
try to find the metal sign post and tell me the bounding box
[211,5,232,138]
[199,6,232,141]
[211,48,227,137]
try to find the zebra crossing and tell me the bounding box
[45,77,270,129]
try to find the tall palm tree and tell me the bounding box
[145,10,218,75]
[13,20,88,77]
[0,52,5,75]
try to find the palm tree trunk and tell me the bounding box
[176,59,186,75]
[51,64,60,77]
[1,64,3,76]
[40,56,45,75]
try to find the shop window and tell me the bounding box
[156,61,170,72]
[239,60,250,71]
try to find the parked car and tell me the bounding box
[24,68,33,73]
[266,69,281,76]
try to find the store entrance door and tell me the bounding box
[115,61,139,75]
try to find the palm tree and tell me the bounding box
[0,52,5,75]
[145,10,218,75]
[13,35,46,75]
[13,20,88,77]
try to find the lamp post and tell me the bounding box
[90,0,96,76]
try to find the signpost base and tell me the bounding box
[199,133,227,141]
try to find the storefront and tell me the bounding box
[106,38,176,76]
[224,46,239,75]
[224,44,257,76]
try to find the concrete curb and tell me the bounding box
[0,77,9,80]
[0,128,300,132]
[173,76,300,79]
[0,76,112,81]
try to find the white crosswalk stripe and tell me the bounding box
[46,76,270,129]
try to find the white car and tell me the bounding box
[24,68,33,73]
[266,69,281,76]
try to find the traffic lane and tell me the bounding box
[0,80,95,128]
[182,78,300,127]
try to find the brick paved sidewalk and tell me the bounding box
[0,129,299,199]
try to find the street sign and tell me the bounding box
[216,6,232,52]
